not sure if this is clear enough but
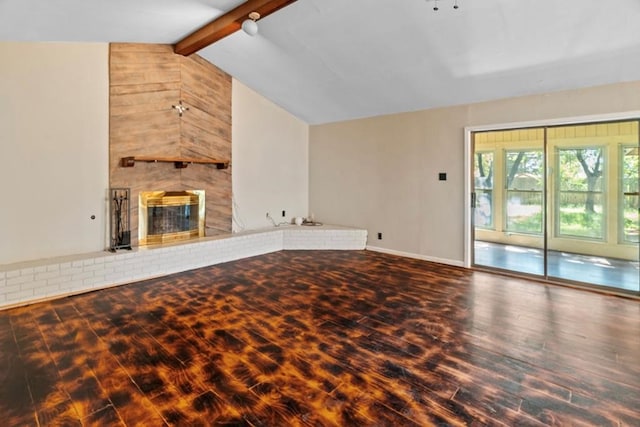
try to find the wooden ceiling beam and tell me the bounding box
[174,0,298,56]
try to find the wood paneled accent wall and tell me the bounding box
[109,43,232,246]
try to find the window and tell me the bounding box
[474,151,494,229]
[556,147,605,240]
[621,145,639,243]
[505,150,543,234]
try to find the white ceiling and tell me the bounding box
[2,0,640,124]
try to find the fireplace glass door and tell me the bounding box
[139,190,205,245]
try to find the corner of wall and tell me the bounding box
[231,79,310,231]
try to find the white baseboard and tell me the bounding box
[366,246,465,268]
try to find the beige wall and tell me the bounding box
[232,81,309,231]
[309,81,640,265]
[0,42,109,265]
[5,41,639,268]
[1,43,310,265]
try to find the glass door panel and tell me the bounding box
[473,129,545,276]
[547,122,639,292]
[620,144,640,293]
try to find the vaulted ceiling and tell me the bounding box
[2,0,640,124]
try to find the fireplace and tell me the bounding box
[139,190,205,246]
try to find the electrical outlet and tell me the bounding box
[282,210,286,217]
[377,232,382,240]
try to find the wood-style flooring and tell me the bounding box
[1,250,639,426]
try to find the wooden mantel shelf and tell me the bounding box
[121,156,229,169]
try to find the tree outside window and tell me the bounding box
[505,150,543,234]
[556,147,605,239]
[621,146,639,243]
[474,152,494,228]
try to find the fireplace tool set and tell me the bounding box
[110,188,132,251]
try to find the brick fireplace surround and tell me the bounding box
[0,226,367,310]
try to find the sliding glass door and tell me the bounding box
[473,129,545,276]
[472,120,640,294]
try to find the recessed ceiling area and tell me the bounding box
[2,0,640,124]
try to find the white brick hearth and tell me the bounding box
[0,225,367,309]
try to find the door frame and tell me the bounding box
[463,111,640,268]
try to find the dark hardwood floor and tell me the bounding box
[1,250,638,426]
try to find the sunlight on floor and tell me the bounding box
[474,241,639,292]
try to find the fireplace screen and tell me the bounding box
[139,190,205,245]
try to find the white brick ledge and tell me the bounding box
[0,225,367,309]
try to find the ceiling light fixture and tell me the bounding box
[427,0,460,11]
[242,11,260,36]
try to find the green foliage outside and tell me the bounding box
[507,210,541,234]
[500,201,637,240]
[475,145,640,242]
[622,147,640,242]
[558,207,603,239]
